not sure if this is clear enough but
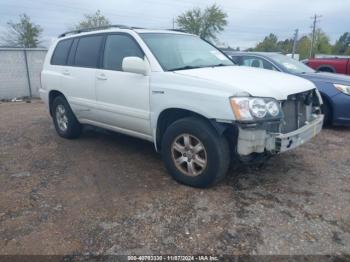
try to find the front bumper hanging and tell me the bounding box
[274,114,324,153]
[237,114,324,156]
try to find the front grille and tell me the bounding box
[280,90,318,133]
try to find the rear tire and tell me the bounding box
[52,96,81,139]
[161,117,230,188]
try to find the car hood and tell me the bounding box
[174,66,316,100]
[296,72,350,85]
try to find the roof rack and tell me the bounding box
[58,24,133,38]
[167,29,187,33]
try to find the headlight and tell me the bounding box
[266,101,280,117]
[230,97,281,121]
[334,84,350,95]
[249,98,267,118]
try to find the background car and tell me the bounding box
[226,52,350,126]
[305,57,350,75]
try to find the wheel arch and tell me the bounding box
[48,90,66,116]
[154,107,235,152]
[316,65,336,73]
[320,93,334,123]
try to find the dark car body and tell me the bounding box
[306,57,350,75]
[225,52,350,126]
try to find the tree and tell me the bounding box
[297,36,312,60]
[254,33,279,52]
[75,10,110,30]
[176,4,227,41]
[312,29,332,56]
[1,14,42,48]
[333,32,350,55]
[277,38,294,53]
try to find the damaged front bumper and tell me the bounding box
[237,114,324,156]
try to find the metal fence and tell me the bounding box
[0,48,47,99]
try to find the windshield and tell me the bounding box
[265,53,315,74]
[139,33,234,71]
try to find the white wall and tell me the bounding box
[0,48,47,99]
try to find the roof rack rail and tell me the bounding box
[58,24,132,38]
[167,29,187,33]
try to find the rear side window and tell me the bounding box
[75,35,103,68]
[242,56,278,71]
[103,34,143,71]
[51,39,73,65]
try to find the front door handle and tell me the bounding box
[62,69,70,76]
[97,73,107,80]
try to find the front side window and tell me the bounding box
[75,35,103,68]
[51,39,73,65]
[103,34,143,71]
[140,33,233,71]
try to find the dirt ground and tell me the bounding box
[0,100,349,256]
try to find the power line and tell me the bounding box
[292,29,299,58]
[309,14,322,58]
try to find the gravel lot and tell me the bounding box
[0,100,349,256]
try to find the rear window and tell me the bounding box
[51,39,73,65]
[75,35,103,68]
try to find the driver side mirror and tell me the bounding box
[122,57,149,75]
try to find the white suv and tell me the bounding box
[40,26,324,188]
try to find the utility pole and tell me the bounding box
[172,17,175,29]
[309,14,322,58]
[292,29,299,59]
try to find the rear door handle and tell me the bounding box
[97,73,107,80]
[62,69,70,76]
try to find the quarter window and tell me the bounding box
[103,34,143,71]
[75,35,103,68]
[51,39,73,65]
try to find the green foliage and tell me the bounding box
[297,36,312,60]
[254,33,278,52]
[75,10,110,30]
[312,29,332,56]
[333,32,350,55]
[176,4,227,41]
[277,38,294,53]
[1,14,43,48]
[346,48,350,55]
[252,29,335,60]
[253,33,293,53]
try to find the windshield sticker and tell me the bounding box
[210,50,228,61]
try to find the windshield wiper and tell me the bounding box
[211,63,231,67]
[168,65,204,71]
[168,64,232,71]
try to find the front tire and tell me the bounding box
[161,117,230,188]
[52,96,81,139]
[321,99,332,126]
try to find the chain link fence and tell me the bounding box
[0,48,47,99]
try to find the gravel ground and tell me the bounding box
[0,100,349,256]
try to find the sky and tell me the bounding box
[0,0,349,49]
